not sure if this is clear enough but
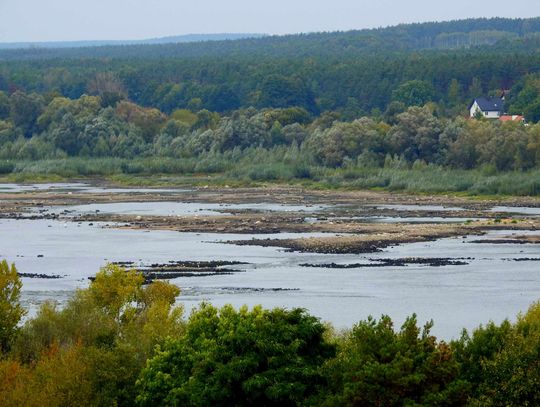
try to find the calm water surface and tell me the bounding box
[0,215,538,339]
[1,183,539,339]
[43,201,327,217]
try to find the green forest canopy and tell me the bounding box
[1,17,540,117]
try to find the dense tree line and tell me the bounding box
[1,19,540,118]
[0,260,539,406]
[1,51,539,117]
[0,91,539,172]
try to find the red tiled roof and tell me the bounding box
[499,115,524,122]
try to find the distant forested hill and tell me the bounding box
[1,18,540,117]
[0,33,265,50]
[1,17,539,60]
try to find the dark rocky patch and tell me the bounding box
[1,212,58,220]
[217,287,300,293]
[141,271,237,281]
[18,272,63,279]
[91,260,249,283]
[470,239,538,244]
[229,237,390,254]
[300,257,472,269]
[505,257,540,261]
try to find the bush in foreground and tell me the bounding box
[321,316,469,406]
[136,304,335,406]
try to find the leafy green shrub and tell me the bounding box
[453,303,540,406]
[121,161,145,174]
[136,304,335,406]
[292,164,312,179]
[322,315,470,406]
[0,160,14,174]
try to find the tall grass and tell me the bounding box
[2,155,539,196]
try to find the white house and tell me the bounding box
[469,97,505,119]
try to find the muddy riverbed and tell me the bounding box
[0,181,539,339]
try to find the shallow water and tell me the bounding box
[490,206,540,217]
[1,215,538,339]
[42,201,327,217]
[376,204,466,212]
[0,182,89,192]
[0,182,188,194]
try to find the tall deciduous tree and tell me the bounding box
[447,79,461,107]
[87,72,127,107]
[0,260,25,353]
[0,91,10,120]
[9,91,44,137]
[392,80,435,107]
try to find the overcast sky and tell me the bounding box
[0,0,539,42]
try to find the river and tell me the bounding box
[0,182,538,339]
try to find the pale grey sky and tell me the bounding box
[0,0,539,42]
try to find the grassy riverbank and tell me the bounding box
[1,157,539,196]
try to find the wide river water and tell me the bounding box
[1,183,539,339]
